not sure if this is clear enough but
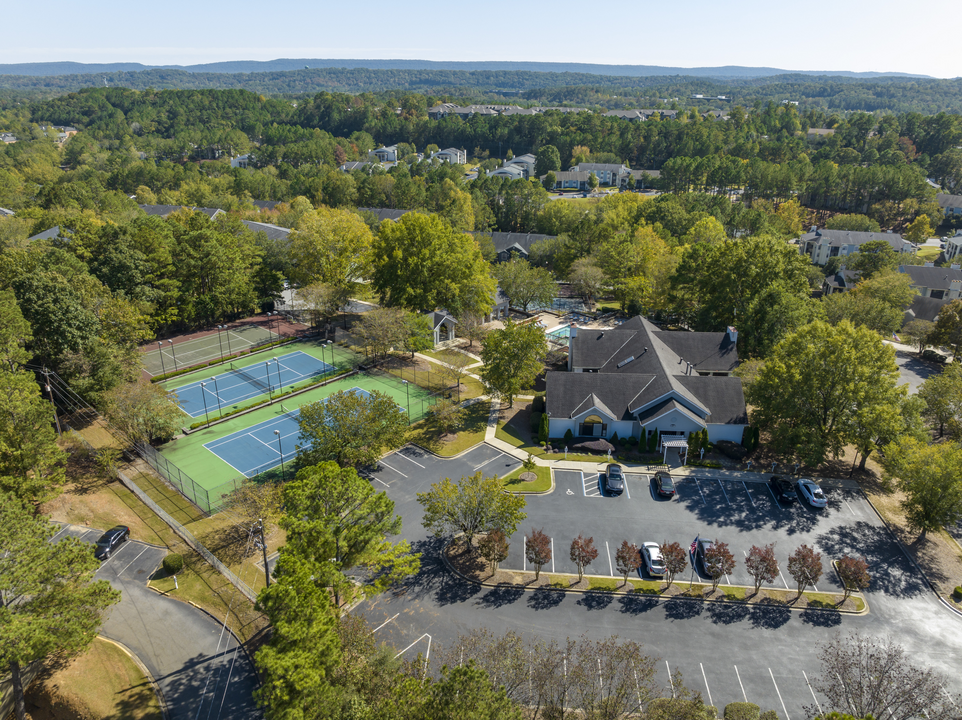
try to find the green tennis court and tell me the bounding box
[142,323,278,377]
[158,369,436,492]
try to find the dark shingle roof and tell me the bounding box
[471,231,556,256]
[358,208,414,223]
[937,193,962,209]
[799,227,911,251]
[28,225,62,241]
[903,295,950,324]
[138,204,224,219]
[677,376,748,425]
[900,264,962,291]
[252,200,280,211]
[242,220,290,241]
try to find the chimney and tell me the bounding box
[727,326,738,343]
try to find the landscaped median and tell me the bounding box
[443,537,868,614]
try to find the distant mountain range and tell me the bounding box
[0,59,933,80]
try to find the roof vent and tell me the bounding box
[616,356,635,369]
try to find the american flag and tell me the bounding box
[690,536,699,555]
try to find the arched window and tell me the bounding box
[579,414,607,437]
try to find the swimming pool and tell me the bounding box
[547,325,570,339]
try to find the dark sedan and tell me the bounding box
[94,525,130,560]
[769,476,796,504]
[605,464,624,495]
[654,471,675,498]
[692,537,714,574]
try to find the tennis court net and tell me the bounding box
[230,362,271,394]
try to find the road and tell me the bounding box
[55,524,262,720]
[355,445,962,717]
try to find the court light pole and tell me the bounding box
[274,429,285,480]
[402,379,411,425]
[265,361,274,402]
[212,375,222,416]
[222,325,233,355]
[200,382,211,428]
[215,326,225,362]
[273,358,282,393]
[157,341,166,375]
[168,339,178,371]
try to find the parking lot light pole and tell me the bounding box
[168,340,178,371]
[200,382,211,427]
[274,430,285,480]
[157,341,166,375]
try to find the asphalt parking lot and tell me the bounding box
[53,524,261,720]
[505,469,881,591]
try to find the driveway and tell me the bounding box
[55,524,262,720]
[356,445,962,717]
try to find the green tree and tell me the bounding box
[741,283,825,358]
[417,471,527,545]
[823,272,916,336]
[748,320,904,467]
[0,370,67,504]
[479,320,548,408]
[402,310,435,358]
[567,258,607,310]
[288,206,373,288]
[372,212,495,317]
[542,170,557,192]
[492,257,556,312]
[918,363,962,437]
[587,173,600,191]
[352,307,408,359]
[931,299,962,359]
[0,290,32,371]
[102,379,184,445]
[0,493,120,720]
[904,214,933,245]
[825,214,881,233]
[843,239,901,279]
[902,318,935,355]
[881,436,962,537]
[280,462,420,604]
[682,217,727,245]
[431,397,466,434]
[297,388,408,468]
[535,145,561,177]
[423,662,523,720]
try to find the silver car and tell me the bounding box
[641,542,666,576]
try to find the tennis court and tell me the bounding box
[203,388,372,478]
[142,323,279,377]
[171,350,333,418]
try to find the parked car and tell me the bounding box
[796,479,827,508]
[641,542,666,577]
[605,463,625,495]
[921,349,948,364]
[692,538,714,574]
[769,476,797,504]
[653,471,675,498]
[94,525,130,560]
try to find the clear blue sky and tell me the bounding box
[5,0,961,78]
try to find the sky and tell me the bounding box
[4,0,961,78]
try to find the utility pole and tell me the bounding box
[42,368,62,436]
[257,519,270,587]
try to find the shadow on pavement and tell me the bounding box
[800,606,842,627]
[617,594,660,616]
[528,586,566,610]
[816,521,928,597]
[707,601,750,625]
[664,598,704,621]
[157,649,262,720]
[475,583,525,609]
[748,602,792,629]
[576,591,614,611]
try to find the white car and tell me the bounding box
[641,542,666,577]
[797,478,827,508]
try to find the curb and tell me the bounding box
[439,538,869,616]
[857,487,962,620]
[98,636,170,720]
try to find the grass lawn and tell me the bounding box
[495,421,607,464]
[405,400,490,456]
[502,464,552,492]
[421,348,475,365]
[917,246,941,261]
[26,637,163,720]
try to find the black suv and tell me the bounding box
[692,538,714,574]
[94,525,130,560]
[654,471,675,498]
[769,476,796,504]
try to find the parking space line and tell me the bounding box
[473,452,506,471]
[769,668,790,720]
[581,471,586,497]
[606,541,613,576]
[397,451,425,468]
[666,662,674,697]
[778,570,790,590]
[379,461,408,478]
[700,663,714,708]
[767,483,781,506]
[118,546,149,576]
[843,499,857,516]
[734,665,747,702]
[717,479,731,505]
[802,670,822,715]
[624,477,631,499]
[741,481,756,506]
[695,478,707,505]
[372,613,399,633]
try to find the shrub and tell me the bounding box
[724,702,760,720]
[954,586,962,599]
[564,428,573,442]
[530,411,543,433]
[758,712,780,720]
[647,431,657,453]
[627,435,637,446]
[611,431,619,444]
[619,436,628,446]
[163,553,184,576]
[532,395,545,413]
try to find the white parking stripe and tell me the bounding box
[767,483,781,506]
[397,452,425,468]
[379,461,408,478]
[473,453,505,471]
[734,665,747,702]
[624,476,631,499]
[741,481,756,506]
[695,478,707,505]
[606,541,613,576]
[717,479,731,505]
[803,670,822,715]
[666,661,674,697]
[700,663,714,708]
[844,499,857,516]
[778,570,790,590]
[119,546,149,576]
[581,471,586,497]
[769,668,790,720]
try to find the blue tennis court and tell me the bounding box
[172,350,333,418]
[203,387,371,477]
